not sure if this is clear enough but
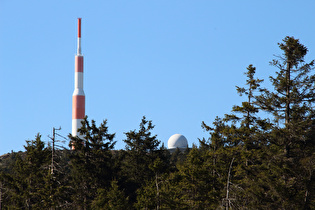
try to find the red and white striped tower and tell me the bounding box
[72,18,85,137]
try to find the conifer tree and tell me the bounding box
[92,180,129,210]
[255,36,315,208]
[256,36,315,156]
[135,155,171,210]
[121,116,168,205]
[176,147,221,209]
[0,134,51,209]
[148,147,223,209]
[201,64,274,208]
[68,117,116,209]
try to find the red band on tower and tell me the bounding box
[78,18,81,38]
[75,56,84,72]
[72,95,85,119]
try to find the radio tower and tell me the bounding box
[72,18,85,138]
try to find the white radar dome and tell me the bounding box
[168,134,188,149]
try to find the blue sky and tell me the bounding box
[1,0,314,154]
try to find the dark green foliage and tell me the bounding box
[200,37,315,208]
[120,116,170,206]
[0,134,52,209]
[92,180,129,210]
[169,147,188,169]
[254,37,315,208]
[135,155,172,209]
[68,117,116,209]
[172,147,221,209]
[257,36,315,124]
[0,151,24,174]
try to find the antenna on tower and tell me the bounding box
[77,18,82,55]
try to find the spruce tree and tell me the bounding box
[255,36,315,208]
[121,116,168,206]
[256,36,315,156]
[92,180,129,210]
[0,134,51,209]
[68,117,116,209]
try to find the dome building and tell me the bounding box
[167,134,188,152]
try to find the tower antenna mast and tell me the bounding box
[72,18,85,143]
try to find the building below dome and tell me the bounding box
[168,134,188,149]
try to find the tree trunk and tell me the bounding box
[285,62,291,157]
[225,158,234,210]
[285,62,291,125]
[303,171,314,210]
[155,174,160,210]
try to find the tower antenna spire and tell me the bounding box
[72,18,85,143]
[77,18,82,55]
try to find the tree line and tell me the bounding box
[0,36,314,209]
